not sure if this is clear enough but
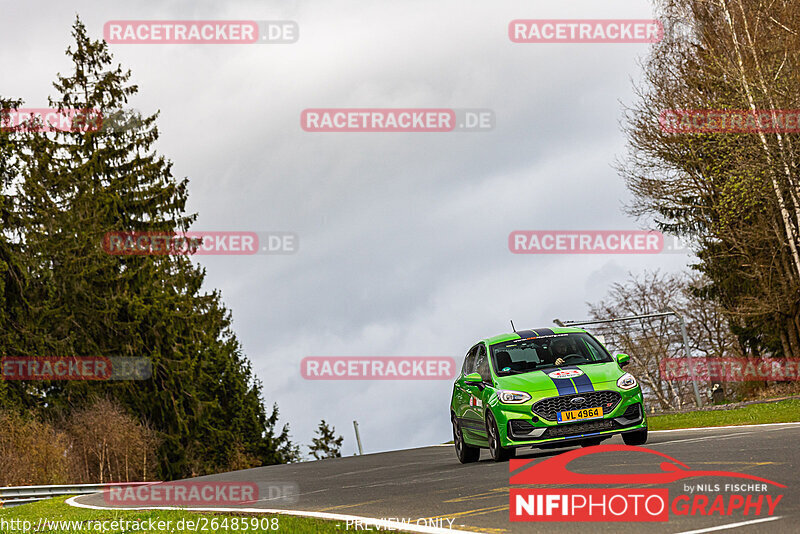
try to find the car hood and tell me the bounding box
[494,361,624,393]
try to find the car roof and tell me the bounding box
[483,326,588,345]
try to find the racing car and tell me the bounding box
[450,326,647,462]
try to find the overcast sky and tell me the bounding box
[1,0,690,457]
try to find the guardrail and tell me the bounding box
[0,482,153,508]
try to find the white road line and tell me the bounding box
[673,515,782,534]
[322,461,428,479]
[65,496,479,534]
[653,431,758,446]
[651,421,800,433]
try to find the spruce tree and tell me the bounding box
[0,97,28,409]
[308,420,344,460]
[6,18,297,479]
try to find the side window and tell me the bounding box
[461,345,478,376]
[475,345,490,381]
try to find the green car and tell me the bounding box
[450,327,647,463]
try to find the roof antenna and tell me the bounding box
[510,320,517,332]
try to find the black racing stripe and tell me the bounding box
[572,373,595,393]
[534,328,555,336]
[558,365,594,393]
[546,369,577,395]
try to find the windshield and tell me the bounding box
[490,333,612,376]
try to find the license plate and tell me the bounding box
[557,406,602,423]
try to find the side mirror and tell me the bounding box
[615,353,630,368]
[463,372,483,385]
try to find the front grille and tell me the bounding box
[541,418,618,439]
[532,390,621,421]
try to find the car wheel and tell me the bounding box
[622,427,648,446]
[486,412,514,462]
[452,416,480,463]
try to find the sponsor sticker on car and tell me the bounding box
[548,368,584,379]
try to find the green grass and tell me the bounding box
[648,398,800,431]
[0,496,350,533]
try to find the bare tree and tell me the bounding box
[0,410,70,486]
[63,397,159,483]
[588,271,743,410]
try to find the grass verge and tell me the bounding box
[0,496,350,533]
[648,398,800,431]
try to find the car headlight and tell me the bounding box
[617,372,638,390]
[497,390,532,404]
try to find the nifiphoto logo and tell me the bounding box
[510,445,785,522]
[511,488,669,522]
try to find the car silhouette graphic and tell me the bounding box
[509,444,786,487]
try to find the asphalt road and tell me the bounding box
[74,422,800,533]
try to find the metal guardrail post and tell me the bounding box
[670,308,704,408]
[353,420,364,456]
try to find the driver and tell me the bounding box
[547,339,574,366]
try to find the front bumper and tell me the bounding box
[492,388,646,448]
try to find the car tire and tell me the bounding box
[486,412,514,462]
[452,416,480,464]
[622,427,648,446]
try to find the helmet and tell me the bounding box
[551,339,571,357]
